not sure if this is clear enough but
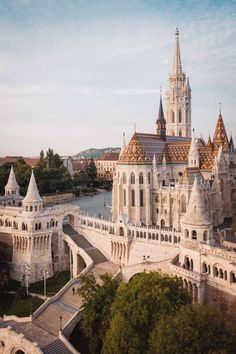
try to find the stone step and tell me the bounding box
[42,338,73,354]
[34,317,59,337]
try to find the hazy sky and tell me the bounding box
[0,0,235,156]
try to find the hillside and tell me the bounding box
[75,147,120,159]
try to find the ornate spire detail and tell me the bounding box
[156,93,165,122]
[119,132,127,160]
[173,27,182,75]
[5,166,20,196]
[23,170,42,205]
[207,135,212,146]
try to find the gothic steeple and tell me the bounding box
[213,111,229,151]
[156,93,166,141]
[166,29,191,138]
[173,28,182,75]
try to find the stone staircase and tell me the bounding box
[42,339,72,354]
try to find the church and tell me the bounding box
[112,28,236,230]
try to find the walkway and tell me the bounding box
[0,225,119,353]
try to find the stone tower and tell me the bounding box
[166,28,191,138]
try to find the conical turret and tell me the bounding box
[5,166,20,196]
[23,170,43,212]
[182,175,212,230]
[213,111,229,151]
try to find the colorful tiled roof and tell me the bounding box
[213,113,229,151]
[96,152,120,161]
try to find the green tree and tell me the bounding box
[0,269,8,295]
[78,272,120,354]
[85,158,97,181]
[148,303,236,354]
[102,272,191,354]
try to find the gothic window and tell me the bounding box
[140,190,144,207]
[148,172,151,184]
[185,229,189,238]
[123,189,126,206]
[139,173,144,184]
[161,219,165,228]
[171,130,175,136]
[131,190,135,207]
[123,172,127,184]
[202,262,208,273]
[131,173,135,184]
[192,230,197,240]
[179,130,182,137]
[230,272,236,283]
[171,111,175,123]
[203,231,207,241]
[181,195,186,213]
[178,110,182,123]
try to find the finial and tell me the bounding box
[219,102,222,114]
[160,86,162,96]
[175,27,179,36]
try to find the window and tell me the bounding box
[179,130,182,137]
[178,110,182,123]
[192,230,197,240]
[131,173,135,184]
[140,190,144,207]
[148,172,151,184]
[123,173,127,184]
[181,195,186,213]
[139,173,144,184]
[131,190,135,207]
[171,111,175,123]
[123,189,126,206]
[203,231,207,241]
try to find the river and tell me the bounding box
[71,190,112,220]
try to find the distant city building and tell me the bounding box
[71,158,89,175]
[95,152,120,180]
[0,156,39,167]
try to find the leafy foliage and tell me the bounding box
[148,303,236,354]
[102,272,191,354]
[78,273,120,354]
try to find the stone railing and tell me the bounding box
[171,264,206,282]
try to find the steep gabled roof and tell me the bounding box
[213,113,229,151]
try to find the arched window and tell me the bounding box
[161,219,165,228]
[139,173,144,184]
[140,190,144,207]
[171,111,175,123]
[131,190,135,207]
[148,172,151,184]
[179,130,182,137]
[181,195,186,213]
[123,189,126,206]
[130,173,135,184]
[203,231,207,241]
[202,262,208,273]
[185,229,189,238]
[30,206,33,212]
[171,130,175,136]
[192,230,197,240]
[178,110,182,123]
[123,172,127,184]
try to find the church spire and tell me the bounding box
[156,93,166,140]
[173,28,182,75]
[213,110,229,151]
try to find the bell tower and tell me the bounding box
[166,28,191,138]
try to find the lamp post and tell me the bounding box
[59,315,63,332]
[24,263,31,297]
[41,269,49,301]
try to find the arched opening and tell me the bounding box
[119,227,124,236]
[203,230,208,241]
[139,172,144,184]
[178,110,182,123]
[192,230,197,240]
[171,111,175,123]
[179,130,182,137]
[130,172,135,184]
[63,214,75,229]
[160,219,165,228]
[202,262,208,273]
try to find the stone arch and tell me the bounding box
[119,227,124,236]
[63,214,75,229]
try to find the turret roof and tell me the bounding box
[182,175,212,226]
[5,166,19,190]
[213,113,229,151]
[23,170,42,204]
